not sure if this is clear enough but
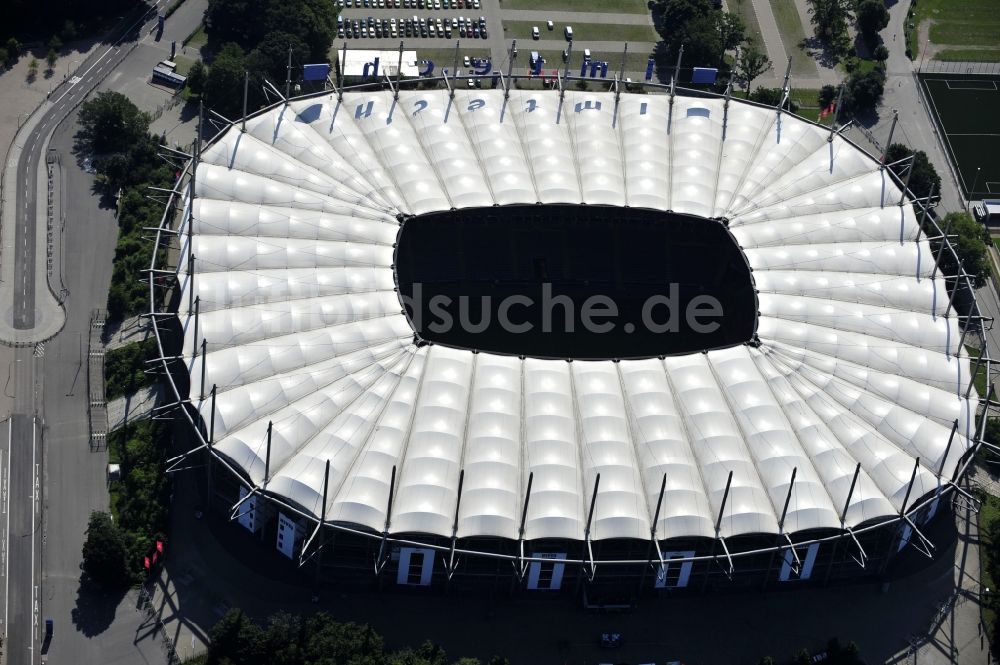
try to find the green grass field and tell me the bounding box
[768,0,819,78]
[498,0,650,12]
[414,46,493,70]
[979,492,1000,638]
[936,49,1000,62]
[502,20,658,44]
[913,0,1000,61]
[727,0,766,56]
[920,73,1000,199]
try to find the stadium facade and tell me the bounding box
[152,81,990,599]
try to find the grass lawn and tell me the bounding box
[502,20,658,44]
[768,0,818,78]
[414,46,493,69]
[935,49,1000,63]
[172,55,196,76]
[728,0,766,53]
[523,48,657,77]
[183,24,208,47]
[498,0,650,13]
[979,492,999,637]
[913,0,1000,57]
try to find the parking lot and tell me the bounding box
[330,0,663,83]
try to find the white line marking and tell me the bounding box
[29,417,36,665]
[52,46,114,105]
[4,419,10,641]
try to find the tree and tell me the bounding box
[186,60,207,96]
[245,31,310,87]
[717,12,747,55]
[939,211,991,289]
[205,0,338,61]
[735,40,771,96]
[77,91,151,155]
[27,57,38,82]
[885,143,941,203]
[818,83,837,108]
[857,0,889,46]
[841,65,885,116]
[806,0,854,55]
[81,511,130,588]
[204,42,247,119]
[4,37,20,66]
[46,48,57,72]
[652,0,741,69]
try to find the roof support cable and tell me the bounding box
[827,84,845,143]
[616,42,629,105]
[298,459,331,568]
[712,470,735,579]
[199,338,208,402]
[374,464,398,575]
[777,466,797,533]
[445,469,466,580]
[898,456,922,530]
[943,260,964,319]
[191,296,201,358]
[668,46,683,113]
[838,463,867,568]
[880,109,899,170]
[165,442,209,474]
[557,71,564,103]
[902,515,936,559]
[383,70,396,100]
[777,56,792,117]
[442,67,453,100]
[945,480,981,513]
[840,462,862,526]
[782,533,802,576]
[513,471,534,581]
[716,536,734,579]
[395,41,405,100]
[229,487,259,522]
[898,154,917,207]
[939,420,960,479]
[648,474,668,581]
[845,528,868,569]
[930,214,955,280]
[582,473,601,582]
[915,182,937,244]
[263,420,274,492]
[503,40,516,101]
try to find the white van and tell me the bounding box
[583,48,591,60]
[564,25,573,41]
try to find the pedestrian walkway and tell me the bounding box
[499,10,653,26]
[747,0,788,76]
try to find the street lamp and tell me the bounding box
[968,166,982,211]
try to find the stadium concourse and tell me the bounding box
[152,85,989,598]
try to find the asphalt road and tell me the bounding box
[3,361,42,665]
[0,1,202,662]
[29,1,207,662]
[7,413,40,665]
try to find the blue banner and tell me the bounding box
[303,63,331,81]
[691,67,718,84]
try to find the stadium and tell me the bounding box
[151,78,990,600]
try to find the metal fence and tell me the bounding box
[918,60,1000,76]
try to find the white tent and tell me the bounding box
[175,89,979,546]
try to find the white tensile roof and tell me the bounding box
[178,89,978,545]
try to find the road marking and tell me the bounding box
[4,419,9,641]
[53,46,114,105]
[29,417,36,665]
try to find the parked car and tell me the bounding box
[532,26,539,39]
[564,25,573,40]
[546,19,554,30]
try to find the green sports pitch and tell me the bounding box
[919,73,1000,200]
